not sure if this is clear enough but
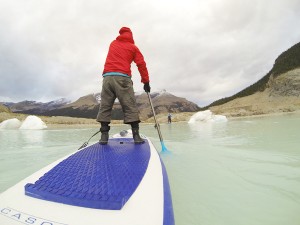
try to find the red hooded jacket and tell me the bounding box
[103,27,149,83]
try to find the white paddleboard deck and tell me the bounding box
[0,134,174,225]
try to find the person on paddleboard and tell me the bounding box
[96,27,151,145]
[168,113,172,123]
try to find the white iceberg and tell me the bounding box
[19,115,47,130]
[188,110,227,123]
[0,118,22,129]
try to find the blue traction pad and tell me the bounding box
[25,138,151,210]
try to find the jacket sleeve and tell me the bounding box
[133,46,150,83]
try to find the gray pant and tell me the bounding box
[96,76,140,124]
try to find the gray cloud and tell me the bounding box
[1,0,300,106]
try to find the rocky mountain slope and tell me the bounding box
[4,91,200,120]
[136,91,200,120]
[2,98,70,115]
[42,94,101,119]
[208,42,300,116]
[0,104,11,113]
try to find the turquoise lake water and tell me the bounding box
[1,113,300,225]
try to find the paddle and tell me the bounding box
[146,92,170,153]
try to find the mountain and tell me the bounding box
[43,94,101,118]
[136,90,200,121]
[4,91,200,120]
[2,98,70,115]
[207,41,300,116]
[0,104,11,113]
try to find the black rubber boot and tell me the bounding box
[132,127,144,144]
[99,122,110,145]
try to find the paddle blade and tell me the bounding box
[160,141,170,154]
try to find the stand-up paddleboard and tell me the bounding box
[0,132,174,225]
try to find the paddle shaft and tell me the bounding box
[147,92,164,142]
[78,130,100,150]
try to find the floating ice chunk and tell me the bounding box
[212,115,228,123]
[0,118,22,129]
[19,115,47,130]
[188,110,213,123]
[188,110,227,123]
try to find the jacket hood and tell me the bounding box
[116,27,135,44]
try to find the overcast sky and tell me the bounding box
[1,0,300,106]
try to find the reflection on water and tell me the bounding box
[1,114,300,225]
[20,130,45,145]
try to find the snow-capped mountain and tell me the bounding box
[4,91,200,120]
[4,98,71,115]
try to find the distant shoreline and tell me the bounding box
[1,111,300,129]
[226,110,300,120]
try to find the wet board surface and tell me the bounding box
[25,138,151,210]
